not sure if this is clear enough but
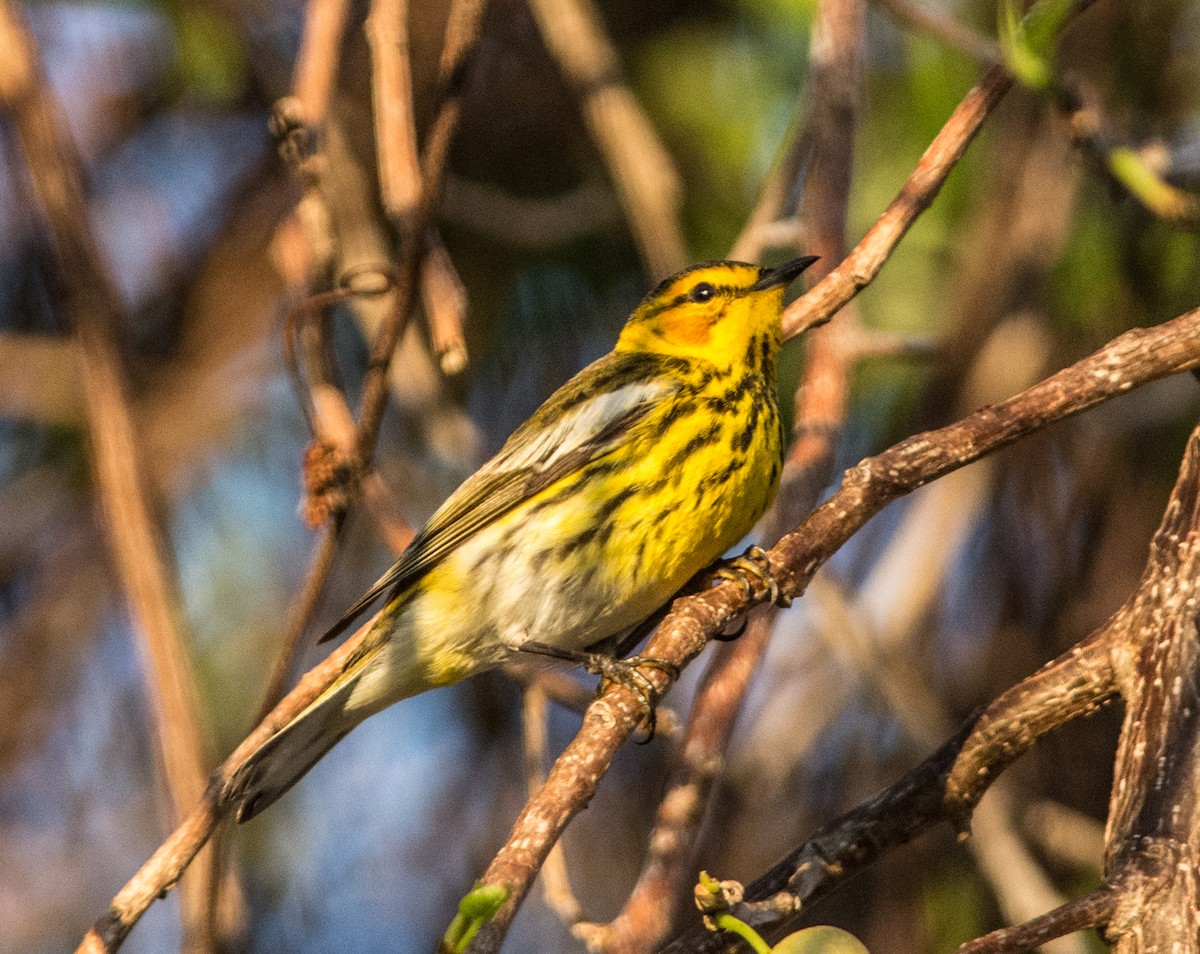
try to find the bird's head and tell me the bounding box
[616,257,818,366]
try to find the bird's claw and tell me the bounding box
[709,545,792,608]
[516,641,676,741]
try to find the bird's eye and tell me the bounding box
[689,282,716,303]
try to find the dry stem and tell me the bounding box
[0,2,236,948]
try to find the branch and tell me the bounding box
[78,614,379,953]
[366,0,470,373]
[352,0,489,465]
[366,0,421,220]
[522,683,584,926]
[954,884,1118,954]
[290,0,352,127]
[871,0,1001,64]
[776,0,1108,340]
[1100,424,1200,952]
[256,0,488,713]
[780,61,1010,340]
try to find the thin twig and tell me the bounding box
[256,0,488,712]
[255,522,342,721]
[420,234,469,374]
[366,0,471,372]
[79,613,380,953]
[366,0,421,220]
[780,62,1011,341]
[522,684,585,925]
[251,0,362,737]
[352,0,490,466]
[291,0,352,127]
[954,885,1117,954]
[967,788,1093,954]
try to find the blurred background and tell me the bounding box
[1,0,1199,952]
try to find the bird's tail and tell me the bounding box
[224,649,384,823]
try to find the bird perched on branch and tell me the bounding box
[226,256,818,822]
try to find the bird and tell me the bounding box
[225,256,817,822]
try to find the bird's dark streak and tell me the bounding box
[690,365,717,391]
[557,523,600,558]
[734,396,764,452]
[594,485,640,524]
[635,293,689,326]
[719,371,757,408]
[732,417,758,454]
[702,454,745,493]
[523,458,625,518]
[759,334,772,371]
[664,418,724,473]
[659,398,699,430]
[635,474,671,500]
[744,335,761,372]
[527,545,554,578]
[704,392,735,414]
[577,562,600,599]
[632,535,648,572]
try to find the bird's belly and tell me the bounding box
[395,405,782,677]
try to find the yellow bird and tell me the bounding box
[227,256,816,821]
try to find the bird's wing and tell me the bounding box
[319,352,686,643]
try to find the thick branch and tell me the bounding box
[668,410,1200,954]
[1102,426,1200,953]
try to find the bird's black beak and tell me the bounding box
[751,255,819,291]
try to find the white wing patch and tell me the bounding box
[496,379,671,474]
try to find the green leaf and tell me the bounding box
[1108,148,1200,225]
[998,0,1075,91]
[440,883,510,953]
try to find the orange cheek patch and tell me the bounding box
[660,307,715,346]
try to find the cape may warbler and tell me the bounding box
[228,256,817,821]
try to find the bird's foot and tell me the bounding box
[517,641,677,740]
[709,545,792,608]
